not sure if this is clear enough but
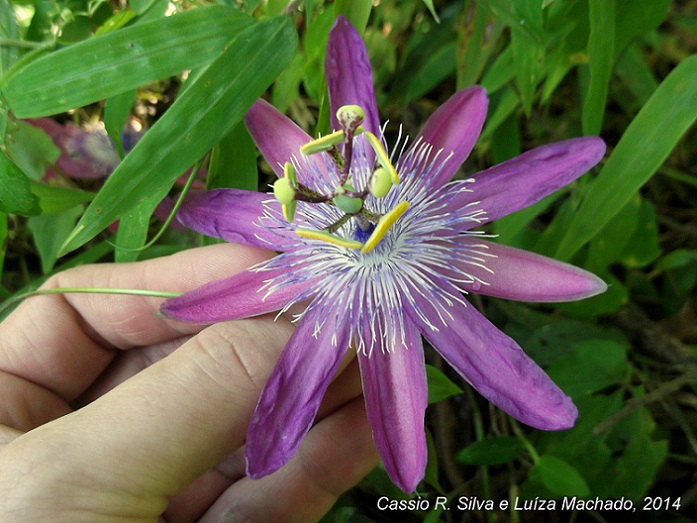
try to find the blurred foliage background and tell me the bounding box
[0,0,696,521]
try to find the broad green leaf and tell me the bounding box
[426,364,463,404]
[114,187,169,262]
[582,0,614,136]
[605,408,668,499]
[3,6,255,117]
[531,455,590,497]
[546,339,628,398]
[456,437,525,466]
[59,15,297,256]
[586,194,639,273]
[4,120,60,180]
[0,149,40,215]
[30,182,95,214]
[555,54,697,260]
[208,122,258,192]
[522,319,626,366]
[28,205,84,273]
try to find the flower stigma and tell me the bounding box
[274,104,410,253]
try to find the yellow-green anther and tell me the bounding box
[273,177,296,205]
[336,105,365,134]
[300,130,345,155]
[333,193,364,214]
[283,161,298,185]
[361,201,410,254]
[365,132,399,184]
[369,167,393,198]
[296,228,363,250]
[282,201,297,223]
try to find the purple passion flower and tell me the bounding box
[161,16,607,492]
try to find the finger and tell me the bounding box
[198,396,378,523]
[162,357,365,522]
[0,315,295,520]
[0,243,272,401]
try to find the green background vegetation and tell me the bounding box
[0,0,695,521]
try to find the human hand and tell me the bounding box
[0,244,378,523]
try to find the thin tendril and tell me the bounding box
[107,159,202,253]
[0,287,182,318]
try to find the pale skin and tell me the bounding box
[0,244,378,523]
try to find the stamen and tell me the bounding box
[300,130,345,155]
[365,132,400,185]
[361,201,410,254]
[368,167,393,198]
[296,227,363,250]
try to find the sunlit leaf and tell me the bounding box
[582,0,614,135]
[555,54,697,260]
[3,6,255,117]
[59,15,297,256]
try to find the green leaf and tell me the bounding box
[456,437,525,466]
[404,41,456,103]
[59,15,297,256]
[546,339,628,399]
[614,0,671,54]
[333,0,372,34]
[272,53,305,113]
[531,455,590,497]
[30,182,95,214]
[104,89,136,158]
[421,0,440,22]
[604,408,668,499]
[4,120,61,180]
[114,187,168,263]
[424,429,443,492]
[0,149,40,215]
[426,364,463,404]
[28,205,84,273]
[586,193,639,273]
[3,6,255,117]
[0,0,20,74]
[208,122,258,192]
[654,249,697,272]
[456,1,505,89]
[555,54,697,261]
[582,0,615,135]
[619,199,661,268]
[0,211,6,277]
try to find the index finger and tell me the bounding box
[0,243,272,402]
